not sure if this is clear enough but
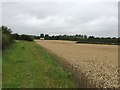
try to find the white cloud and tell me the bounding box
[87,16,117,27]
[2,0,119,3]
[2,1,118,37]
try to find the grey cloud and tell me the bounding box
[2,1,118,37]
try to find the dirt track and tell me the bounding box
[35,40,119,88]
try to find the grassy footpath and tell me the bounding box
[3,41,76,88]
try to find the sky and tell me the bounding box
[1,0,119,37]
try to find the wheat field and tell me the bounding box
[35,40,119,88]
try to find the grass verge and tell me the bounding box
[2,41,77,88]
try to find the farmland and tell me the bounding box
[2,41,77,88]
[35,40,119,88]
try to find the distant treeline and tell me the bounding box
[12,33,34,41]
[1,25,119,50]
[76,37,120,45]
[37,34,120,45]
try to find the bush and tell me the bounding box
[1,26,13,50]
[20,34,34,41]
[2,34,9,49]
[12,33,20,40]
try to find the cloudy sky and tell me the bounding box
[2,0,119,37]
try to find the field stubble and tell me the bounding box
[35,40,119,88]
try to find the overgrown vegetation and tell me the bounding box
[3,41,77,88]
[1,25,34,50]
[1,26,13,49]
[12,33,34,41]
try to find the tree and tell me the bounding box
[1,26,13,49]
[88,36,95,39]
[2,26,12,34]
[45,34,49,40]
[20,34,33,41]
[12,33,20,40]
[83,35,87,39]
[40,34,44,38]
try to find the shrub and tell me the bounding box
[1,26,13,50]
[20,34,34,41]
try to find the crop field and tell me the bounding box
[35,40,119,88]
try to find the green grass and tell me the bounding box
[0,50,2,89]
[3,41,77,88]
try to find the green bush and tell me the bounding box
[2,34,9,49]
[20,34,34,41]
[1,26,13,50]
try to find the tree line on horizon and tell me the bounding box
[1,25,120,50]
[13,33,120,45]
[37,33,119,45]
